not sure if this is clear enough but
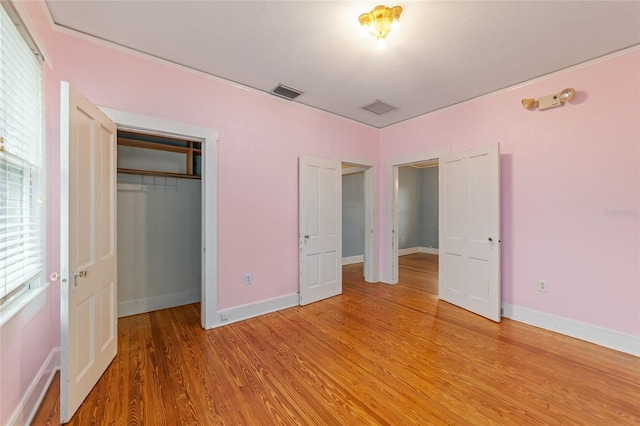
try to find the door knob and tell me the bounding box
[50,272,67,283]
[72,270,88,288]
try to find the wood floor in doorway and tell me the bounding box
[400,252,438,294]
[33,258,639,425]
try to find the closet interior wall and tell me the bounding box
[116,131,202,317]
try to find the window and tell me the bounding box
[0,3,44,307]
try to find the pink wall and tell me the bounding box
[380,52,640,336]
[5,4,378,417]
[49,31,379,309]
[2,3,638,422]
[0,292,55,425]
[0,2,58,424]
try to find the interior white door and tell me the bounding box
[439,144,500,321]
[299,156,342,305]
[60,82,118,422]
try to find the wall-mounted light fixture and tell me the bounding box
[522,88,576,111]
[359,5,402,50]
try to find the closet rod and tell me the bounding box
[117,168,201,180]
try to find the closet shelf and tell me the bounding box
[117,130,202,179]
[117,168,201,180]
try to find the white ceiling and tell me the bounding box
[46,1,640,128]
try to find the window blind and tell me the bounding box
[0,4,44,305]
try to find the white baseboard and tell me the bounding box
[418,247,439,255]
[9,347,60,426]
[365,272,381,283]
[118,288,201,318]
[398,247,439,256]
[379,274,396,285]
[502,304,640,357]
[216,293,300,327]
[398,247,420,256]
[342,255,364,265]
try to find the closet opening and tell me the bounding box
[116,129,203,317]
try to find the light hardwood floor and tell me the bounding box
[33,254,639,425]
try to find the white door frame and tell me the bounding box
[341,158,377,283]
[100,108,219,329]
[383,149,450,284]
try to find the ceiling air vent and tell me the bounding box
[271,84,303,100]
[362,99,398,115]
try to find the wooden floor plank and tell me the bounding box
[32,254,640,425]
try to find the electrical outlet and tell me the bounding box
[244,273,252,285]
[537,279,548,293]
[221,312,230,321]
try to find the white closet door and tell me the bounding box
[439,144,501,322]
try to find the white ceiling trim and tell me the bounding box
[47,17,376,129]
[384,44,640,130]
[36,0,54,29]
[50,22,272,94]
[42,1,640,128]
[42,1,640,129]
[7,0,52,67]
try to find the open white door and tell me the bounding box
[439,144,500,321]
[60,82,118,422]
[299,156,342,305]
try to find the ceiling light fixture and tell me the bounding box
[359,5,403,50]
[522,88,576,111]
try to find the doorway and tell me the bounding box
[341,161,376,283]
[385,145,501,322]
[341,164,368,280]
[397,161,439,294]
[101,107,219,329]
[116,130,202,317]
[298,156,376,306]
[384,149,449,284]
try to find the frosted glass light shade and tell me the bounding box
[559,88,576,102]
